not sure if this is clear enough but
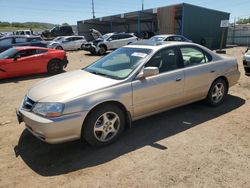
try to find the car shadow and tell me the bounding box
[15,95,245,176]
[0,71,66,84]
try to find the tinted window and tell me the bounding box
[15,49,36,58]
[15,37,27,43]
[36,49,47,54]
[109,35,119,40]
[28,37,42,42]
[146,48,179,73]
[180,47,212,67]
[173,36,183,41]
[0,38,13,46]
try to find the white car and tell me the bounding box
[243,47,250,75]
[47,36,87,51]
[82,32,138,55]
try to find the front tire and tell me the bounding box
[98,46,106,55]
[47,59,63,75]
[206,78,227,106]
[83,104,125,147]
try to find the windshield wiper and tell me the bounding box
[87,70,120,80]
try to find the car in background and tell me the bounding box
[0,36,47,53]
[243,46,250,75]
[14,30,33,36]
[0,46,68,79]
[47,36,87,51]
[41,26,73,38]
[150,34,192,42]
[17,41,240,146]
[82,32,138,55]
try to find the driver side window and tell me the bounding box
[145,48,179,73]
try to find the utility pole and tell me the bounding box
[92,0,95,19]
[142,0,144,10]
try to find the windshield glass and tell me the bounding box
[149,36,166,41]
[101,34,112,40]
[84,47,152,80]
[0,48,18,59]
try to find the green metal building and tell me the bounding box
[77,3,230,49]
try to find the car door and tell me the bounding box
[61,37,73,50]
[179,46,215,101]
[132,47,185,118]
[13,49,43,76]
[107,35,120,49]
[0,58,17,79]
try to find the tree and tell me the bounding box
[62,23,70,26]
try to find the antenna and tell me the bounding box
[92,0,95,19]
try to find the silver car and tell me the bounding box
[150,34,192,42]
[17,41,240,146]
[47,36,87,51]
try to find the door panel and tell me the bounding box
[132,70,185,118]
[0,59,16,79]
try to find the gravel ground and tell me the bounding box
[0,47,249,188]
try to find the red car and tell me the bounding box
[0,46,68,79]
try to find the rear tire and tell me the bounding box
[83,104,125,147]
[47,59,63,75]
[206,78,227,106]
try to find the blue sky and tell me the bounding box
[0,0,249,24]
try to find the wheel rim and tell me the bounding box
[99,47,105,55]
[211,82,224,103]
[93,112,120,142]
[50,62,60,73]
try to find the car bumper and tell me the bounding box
[243,60,250,75]
[17,108,88,144]
[82,43,98,53]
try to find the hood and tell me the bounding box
[90,29,102,40]
[27,70,120,102]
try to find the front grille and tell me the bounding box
[22,96,35,111]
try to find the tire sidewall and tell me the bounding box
[207,79,227,106]
[83,104,125,146]
[98,46,106,55]
[47,60,63,75]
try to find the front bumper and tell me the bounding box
[17,108,88,144]
[82,43,98,53]
[243,60,250,75]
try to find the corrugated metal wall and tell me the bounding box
[227,25,250,46]
[157,7,175,34]
[182,4,230,49]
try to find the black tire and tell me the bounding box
[83,104,125,147]
[47,59,63,75]
[81,44,85,50]
[206,78,228,106]
[244,67,250,75]
[98,46,106,55]
[56,46,63,50]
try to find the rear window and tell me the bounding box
[15,37,27,43]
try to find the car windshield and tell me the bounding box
[53,37,63,41]
[149,36,166,41]
[84,47,152,80]
[0,48,18,59]
[101,34,112,40]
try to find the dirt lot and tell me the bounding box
[0,47,249,188]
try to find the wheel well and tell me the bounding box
[81,101,132,138]
[99,44,107,51]
[47,58,63,68]
[213,76,229,93]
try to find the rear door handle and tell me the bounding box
[210,70,216,73]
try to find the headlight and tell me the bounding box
[32,103,64,118]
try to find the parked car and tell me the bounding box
[41,26,73,38]
[14,30,33,36]
[47,36,87,50]
[82,32,138,55]
[150,34,192,42]
[243,46,250,75]
[0,46,68,79]
[0,36,47,53]
[16,41,240,146]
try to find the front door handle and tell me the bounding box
[210,70,216,73]
[176,78,182,82]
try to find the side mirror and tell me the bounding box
[137,67,159,79]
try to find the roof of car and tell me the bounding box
[126,40,200,50]
[13,46,49,50]
[152,34,182,38]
